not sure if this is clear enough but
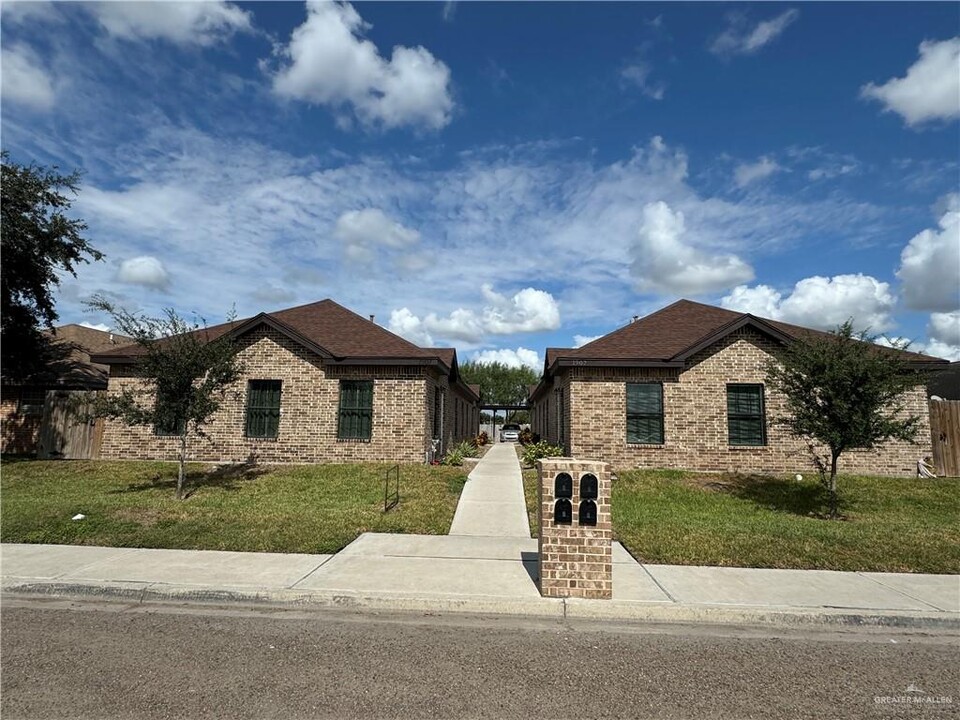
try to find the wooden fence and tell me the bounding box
[37,390,104,460]
[929,399,960,478]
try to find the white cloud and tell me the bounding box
[620,62,665,100]
[896,199,960,312]
[631,201,754,295]
[928,311,960,348]
[721,274,896,332]
[471,347,541,370]
[719,284,782,318]
[710,9,799,57]
[0,2,61,25]
[86,1,252,46]
[734,156,781,188]
[117,256,171,290]
[79,322,111,332]
[271,1,454,131]
[334,208,420,263]
[923,339,960,361]
[389,285,560,345]
[1,44,55,111]
[861,37,960,127]
[573,334,602,348]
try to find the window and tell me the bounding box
[727,384,766,446]
[18,388,46,417]
[245,380,282,439]
[338,380,373,440]
[626,383,664,445]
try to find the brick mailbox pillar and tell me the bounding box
[537,458,612,599]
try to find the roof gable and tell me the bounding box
[547,299,948,371]
[95,299,443,365]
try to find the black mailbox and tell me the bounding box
[554,498,573,524]
[578,499,597,526]
[554,472,573,498]
[580,473,598,500]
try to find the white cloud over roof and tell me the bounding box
[896,199,960,312]
[722,274,897,332]
[631,201,754,295]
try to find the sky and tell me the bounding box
[2,1,958,368]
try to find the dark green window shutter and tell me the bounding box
[338,380,373,440]
[245,380,282,439]
[727,384,766,446]
[626,383,664,444]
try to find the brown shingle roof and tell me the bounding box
[94,299,444,364]
[549,299,947,369]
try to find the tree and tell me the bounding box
[765,321,923,518]
[1,152,103,381]
[459,361,539,406]
[87,297,244,500]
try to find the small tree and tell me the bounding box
[1,152,103,381]
[765,321,923,518]
[88,297,244,500]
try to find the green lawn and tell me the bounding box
[521,468,539,537]
[1,457,468,554]
[613,470,960,573]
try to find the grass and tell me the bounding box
[1,457,469,554]
[613,469,960,573]
[521,468,539,537]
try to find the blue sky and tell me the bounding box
[2,1,958,366]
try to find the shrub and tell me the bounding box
[519,429,534,445]
[442,441,479,466]
[474,432,489,447]
[521,441,565,467]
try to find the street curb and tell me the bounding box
[4,580,959,632]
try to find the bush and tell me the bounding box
[442,440,479,466]
[519,429,534,445]
[521,441,565,468]
[474,432,489,447]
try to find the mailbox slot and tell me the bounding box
[578,499,597,526]
[554,472,573,498]
[580,473,598,500]
[554,498,573,524]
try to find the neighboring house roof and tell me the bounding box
[928,361,960,400]
[11,324,135,389]
[534,299,948,399]
[89,299,480,400]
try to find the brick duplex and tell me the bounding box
[529,300,947,476]
[92,299,479,464]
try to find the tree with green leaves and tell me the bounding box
[765,321,923,518]
[1,152,103,381]
[459,361,539,406]
[87,297,244,500]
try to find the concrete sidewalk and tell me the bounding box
[449,442,529,537]
[3,539,958,630]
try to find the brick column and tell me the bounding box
[537,458,612,599]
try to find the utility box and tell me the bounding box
[537,458,612,600]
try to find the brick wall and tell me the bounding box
[538,458,613,599]
[1,393,41,454]
[99,327,431,464]
[533,328,932,477]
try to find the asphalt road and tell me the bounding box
[2,598,958,720]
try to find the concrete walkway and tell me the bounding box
[3,541,958,629]
[448,442,530,538]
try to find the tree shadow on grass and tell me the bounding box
[705,474,831,517]
[107,458,269,498]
